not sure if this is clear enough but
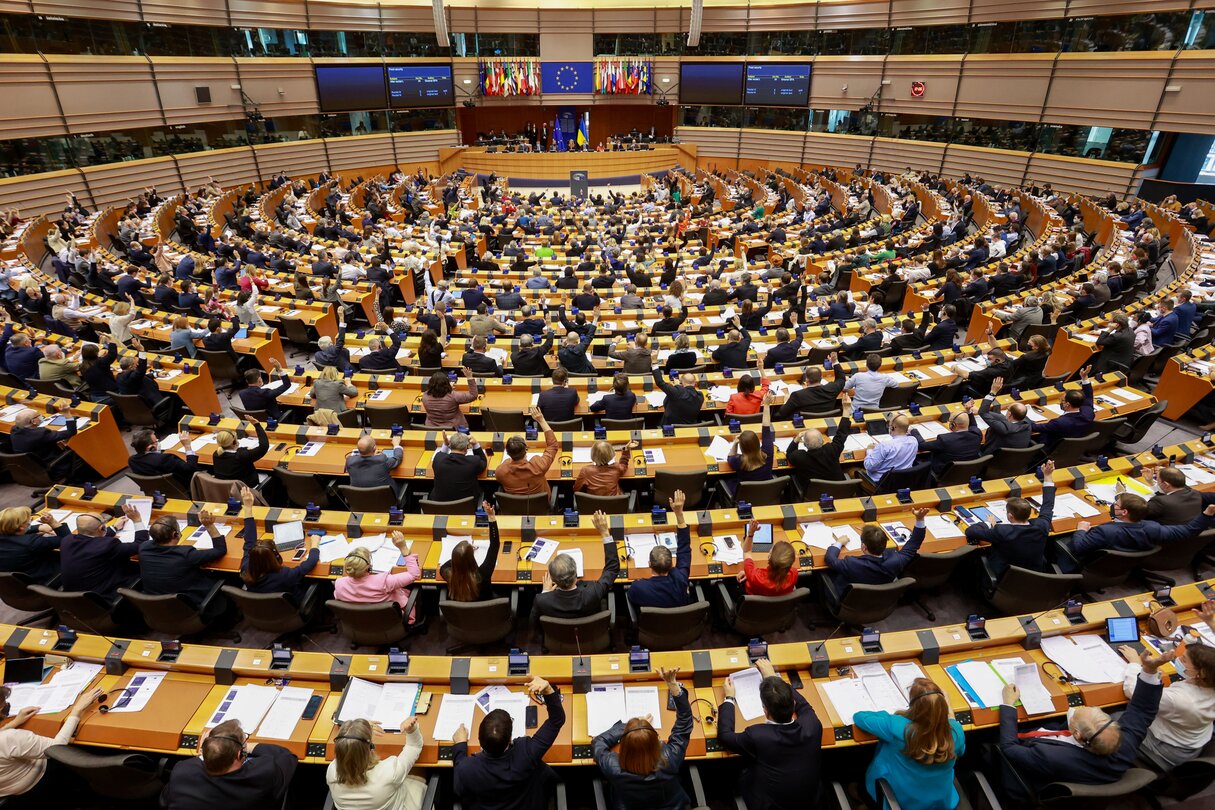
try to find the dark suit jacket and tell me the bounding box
[138,530,227,608]
[915,422,982,476]
[0,524,68,585]
[537,387,579,423]
[1096,326,1136,370]
[785,417,850,483]
[59,531,140,599]
[1032,381,1093,449]
[453,689,566,810]
[977,398,1032,454]
[997,674,1161,805]
[966,485,1054,580]
[512,337,553,377]
[652,373,705,425]
[825,523,924,592]
[129,449,202,487]
[462,351,503,377]
[775,379,845,420]
[531,540,620,623]
[162,743,297,810]
[843,331,882,361]
[1145,487,1205,525]
[429,447,488,503]
[717,691,823,810]
[712,330,752,370]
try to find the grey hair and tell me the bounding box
[317,336,333,349]
[449,433,471,452]
[548,553,578,589]
[860,318,877,331]
[519,334,534,348]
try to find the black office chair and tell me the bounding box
[496,490,558,515]
[45,745,167,802]
[221,585,321,642]
[117,583,239,643]
[984,444,1044,479]
[127,471,191,500]
[327,596,416,649]
[988,566,1083,616]
[365,404,411,429]
[439,588,518,654]
[575,491,637,514]
[273,467,337,508]
[539,605,615,654]
[934,454,992,487]
[715,583,808,638]
[864,461,933,495]
[0,572,55,620]
[483,408,527,433]
[27,586,123,635]
[653,469,708,510]
[418,496,478,515]
[626,584,710,651]
[339,484,407,511]
[902,546,978,621]
[823,578,916,629]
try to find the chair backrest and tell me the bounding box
[1050,432,1099,467]
[547,418,584,432]
[874,461,934,495]
[128,471,191,500]
[29,378,71,397]
[338,484,400,512]
[735,476,790,507]
[364,404,411,429]
[984,444,1044,479]
[0,571,52,612]
[902,546,978,592]
[934,454,993,487]
[539,610,612,654]
[1126,349,1160,386]
[836,578,916,626]
[0,451,54,488]
[990,566,1083,616]
[190,471,256,504]
[801,408,842,419]
[575,492,630,513]
[45,745,165,801]
[231,405,269,423]
[28,586,119,634]
[325,599,408,647]
[220,586,306,634]
[483,408,527,433]
[732,588,809,637]
[439,597,515,647]
[117,588,207,637]
[496,491,551,516]
[279,317,312,346]
[637,601,710,651]
[111,393,160,427]
[1120,400,1166,446]
[878,385,917,409]
[802,477,864,500]
[601,417,644,431]
[196,349,240,384]
[419,496,477,515]
[729,412,764,425]
[337,408,363,429]
[1080,546,1161,592]
[273,467,332,508]
[1139,528,1215,574]
[653,470,707,510]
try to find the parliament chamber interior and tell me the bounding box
[8,1,1215,808]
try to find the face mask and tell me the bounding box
[1174,656,1189,680]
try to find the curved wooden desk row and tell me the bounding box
[4,580,1211,765]
[1158,343,1215,422]
[47,430,1205,585]
[159,373,1154,483]
[0,388,127,478]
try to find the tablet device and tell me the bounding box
[235,328,249,340]
[3,656,45,684]
[1106,617,1139,644]
[272,520,305,549]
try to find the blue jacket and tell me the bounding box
[627,525,691,609]
[919,310,958,350]
[1175,301,1197,337]
[138,529,228,609]
[593,689,693,810]
[1031,381,1093,449]
[1150,311,1179,347]
[59,530,140,600]
[0,325,39,379]
[826,521,925,593]
[966,485,1054,579]
[1066,511,1214,563]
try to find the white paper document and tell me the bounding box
[434,694,477,741]
[1053,493,1101,519]
[1041,634,1127,685]
[438,537,489,566]
[585,685,627,737]
[206,684,280,730]
[256,686,314,739]
[820,678,876,725]
[706,434,735,462]
[729,668,766,720]
[924,515,964,540]
[949,661,1007,708]
[713,535,744,565]
[889,663,927,699]
[336,678,421,731]
[1013,663,1055,715]
[107,671,166,713]
[525,537,560,565]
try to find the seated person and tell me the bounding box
[162,719,298,810]
[589,374,638,421]
[439,502,500,602]
[236,359,291,420]
[573,440,636,497]
[914,410,981,478]
[627,491,691,609]
[237,486,318,606]
[59,507,141,600]
[738,519,798,596]
[531,511,620,623]
[822,507,928,611]
[211,421,269,487]
[11,408,77,480]
[334,532,421,624]
[1061,497,1215,571]
[138,508,230,621]
[128,428,201,488]
[0,507,67,585]
[785,392,853,485]
[966,461,1055,591]
[345,433,404,499]
[0,684,105,803]
[495,408,559,496]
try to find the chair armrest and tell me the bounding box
[691,583,707,604]
[421,773,441,810]
[298,582,320,617]
[964,771,1003,810]
[714,480,735,508]
[555,779,568,810]
[322,793,335,810]
[548,486,560,515]
[404,586,421,623]
[624,586,639,626]
[714,580,737,626]
[625,490,637,514]
[1054,537,1080,569]
[607,590,617,630]
[592,778,607,810]
[688,763,709,810]
[508,588,519,620]
[195,579,225,617]
[437,585,448,602]
[876,779,903,810]
[828,782,851,810]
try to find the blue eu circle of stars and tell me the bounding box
[556,65,578,91]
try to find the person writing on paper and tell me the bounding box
[725,391,775,498]
[440,501,500,603]
[996,647,1165,804]
[335,532,422,625]
[0,507,68,585]
[0,684,104,801]
[853,678,965,810]
[573,440,637,497]
[592,666,692,810]
[967,461,1056,593]
[328,716,426,810]
[627,490,692,609]
[452,676,566,810]
[738,519,798,597]
[718,657,822,810]
[238,485,319,606]
[532,510,621,623]
[162,718,298,810]
[139,507,232,623]
[822,507,928,612]
[1118,600,1215,768]
[785,390,853,485]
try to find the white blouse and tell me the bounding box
[326,726,426,810]
[1124,663,1215,750]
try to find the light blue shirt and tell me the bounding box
[844,370,896,410]
[863,434,919,481]
[169,327,208,358]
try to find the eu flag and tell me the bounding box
[541,62,593,94]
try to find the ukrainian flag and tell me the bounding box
[577,112,589,147]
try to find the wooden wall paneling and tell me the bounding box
[815,0,892,29]
[234,58,322,119]
[0,0,35,13]
[175,145,259,191]
[879,55,963,117]
[954,54,1053,122]
[590,8,660,33]
[967,0,1066,23]
[139,0,231,27]
[0,169,90,217]
[675,126,741,161]
[379,4,438,34]
[699,5,751,33]
[30,0,141,21]
[325,133,398,176]
[802,131,873,168]
[454,9,537,33]
[888,0,969,27]
[81,156,183,208]
[739,129,804,166]
[390,130,459,166]
[46,56,164,135]
[870,137,946,176]
[941,144,1029,188]
[1154,51,1215,135]
[1042,53,1171,130]
[226,0,310,30]
[1067,0,1192,16]
[253,139,329,180]
[538,10,593,34]
[151,57,242,126]
[810,56,885,111]
[1025,153,1138,196]
[735,4,817,32]
[446,7,478,34]
[306,0,384,32]
[0,56,69,140]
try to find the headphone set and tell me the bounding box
[909,689,945,704]
[336,734,375,750]
[208,734,250,760]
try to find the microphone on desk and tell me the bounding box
[808,623,844,679]
[300,632,353,691]
[1018,595,1082,651]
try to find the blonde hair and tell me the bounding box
[173,316,189,330]
[307,408,340,427]
[333,719,379,786]
[0,507,32,535]
[674,334,690,350]
[344,548,371,578]
[112,302,131,316]
[591,441,615,466]
[215,430,236,450]
[319,365,341,382]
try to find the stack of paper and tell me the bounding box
[1053,493,1101,519]
[6,662,103,716]
[438,537,489,566]
[992,659,1054,715]
[946,660,1007,708]
[1041,634,1128,685]
[336,678,422,731]
[706,435,735,462]
[713,536,744,565]
[924,515,964,540]
[800,522,836,550]
[206,684,281,730]
[257,686,314,739]
[820,678,876,725]
[628,533,679,566]
[317,534,354,563]
[585,683,668,736]
[852,663,909,713]
[889,662,927,699]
